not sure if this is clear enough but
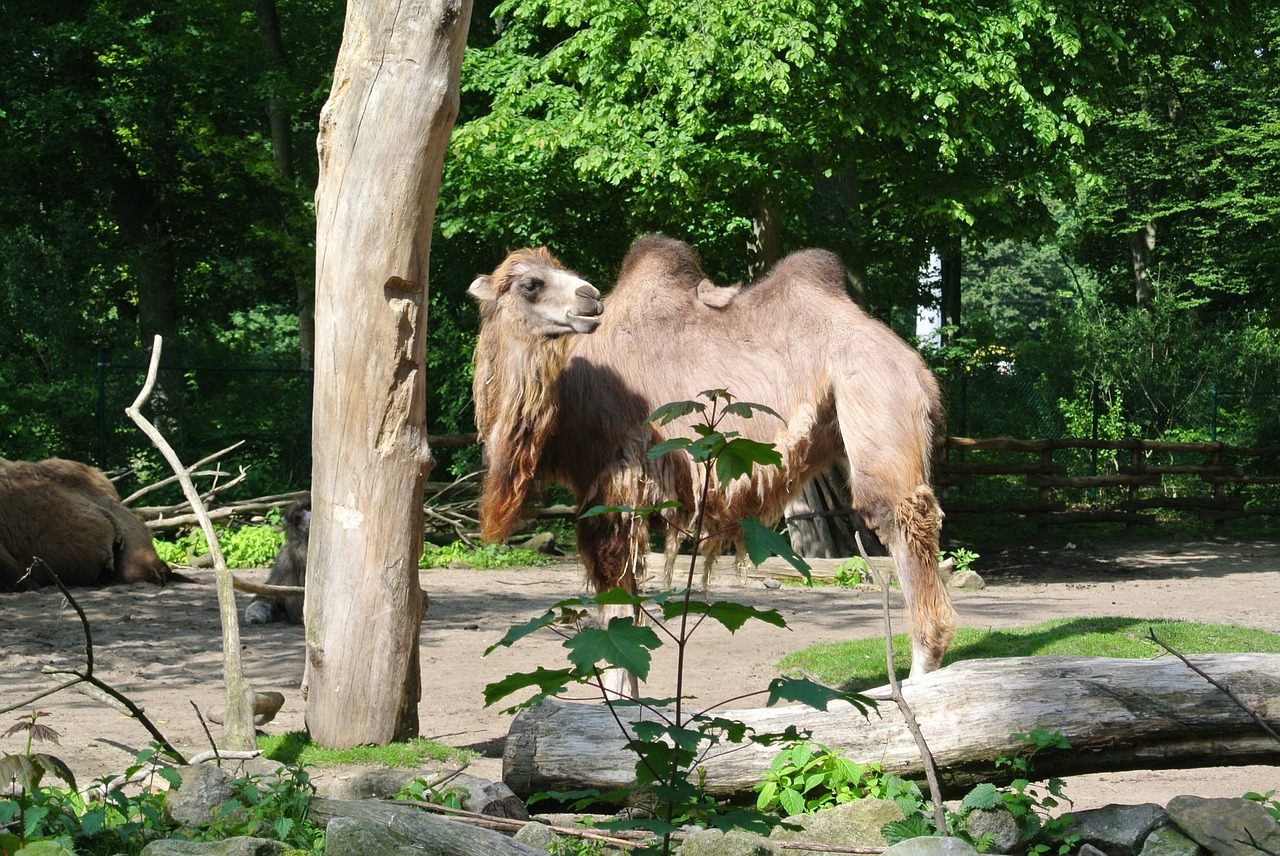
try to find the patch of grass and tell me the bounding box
[258,731,476,768]
[780,617,1280,692]
[419,541,553,569]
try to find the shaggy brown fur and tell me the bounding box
[0,458,172,591]
[471,234,957,675]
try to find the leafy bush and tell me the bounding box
[419,541,552,569]
[152,523,285,569]
[754,742,923,817]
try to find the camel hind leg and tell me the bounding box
[838,400,956,675]
[881,485,956,675]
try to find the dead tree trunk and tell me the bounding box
[306,0,472,746]
[503,654,1280,799]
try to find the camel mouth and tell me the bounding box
[566,311,603,333]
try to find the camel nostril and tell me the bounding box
[576,283,601,301]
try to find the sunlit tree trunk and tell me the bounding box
[305,0,472,746]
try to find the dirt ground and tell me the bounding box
[3,536,1279,813]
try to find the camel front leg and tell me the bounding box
[576,509,647,699]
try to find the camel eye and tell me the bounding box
[517,276,543,297]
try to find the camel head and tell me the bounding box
[468,247,603,337]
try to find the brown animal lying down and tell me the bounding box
[0,457,173,591]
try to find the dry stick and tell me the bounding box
[1146,628,1280,744]
[856,533,947,835]
[392,800,887,853]
[120,441,247,505]
[125,335,256,751]
[0,561,188,763]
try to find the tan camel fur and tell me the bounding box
[0,457,172,590]
[470,235,957,678]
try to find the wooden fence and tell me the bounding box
[426,433,1280,535]
[938,437,1280,534]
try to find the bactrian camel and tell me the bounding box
[468,235,957,689]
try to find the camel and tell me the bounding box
[468,235,957,689]
[0,457,173,590]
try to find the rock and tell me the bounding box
[513,820,565,852]
[762,578,781,590]
[1068,803,1167,856]
[139,838,284,855]
[962,805,1024,853]
[883,836,984,856]
[325,767,528,820]
[768,799,905,847]
[679,827,782,855]
[1139,824,1206,856]
[520,532,562,556]
[1166,796,1280,856]
[325,817,433,856]
[949,571,985,590]
[167,763,236,826]
[205,692,286,727]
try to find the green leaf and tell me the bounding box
[648,437,692,459]
[765,677,873,713]
[482,666,576,708]
[662,599,788,632]
[961,782,1002,811]
[647,400,706,426]
[631,721,709,754]
[564,618,661,679]
[716,437,783,484]
[484,609,557,655]
[780,787,806,816]
[721,401,783,422]
[740,517,811,579]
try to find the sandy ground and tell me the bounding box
[3,536,1279,813]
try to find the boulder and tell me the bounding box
[768,799,905,847]
[1068,803,1167,856]
[1165,796,1280,856]
[167,763,236,827]
[679,828,782,855]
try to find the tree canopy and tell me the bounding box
[1,0,1276,490]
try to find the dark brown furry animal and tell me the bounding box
[243,492,311,625]
[0,457,172,590]
[469,235,956,681]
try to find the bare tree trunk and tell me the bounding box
[746,192,781,280]
[1130,220,1156,309]
[938,235,961,346]
[306,0,472,746]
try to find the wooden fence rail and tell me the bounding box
[423,433,1280,535]
[938,436,1280,534]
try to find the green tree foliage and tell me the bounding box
[0,0,339,492]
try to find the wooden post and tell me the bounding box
[306,0,473,746]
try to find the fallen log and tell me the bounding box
[503,654,1280,800]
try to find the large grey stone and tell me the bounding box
[167,763,237,827]
[325,816,443,856]
[768,799,905,847]
[962,805,1024,853]
[679,828,782,855]
[1166,796,1280,856]
[140,838,284,856]
[513,820,565,852]
[883,836,984,856]
[1139,824,1207,856]
[1068,803,1167,856]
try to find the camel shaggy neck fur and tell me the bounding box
[470,235,957,677]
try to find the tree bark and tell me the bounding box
[938,235,961,346]
[502,654,1280,800]
[306,0,472,746]
[1130,220,1156,309]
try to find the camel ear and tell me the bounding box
[468,275,497,302]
